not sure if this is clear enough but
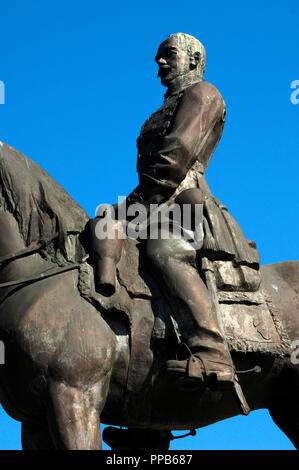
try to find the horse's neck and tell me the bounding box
[0,211,49,283]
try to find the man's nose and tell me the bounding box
[157,57,167,65]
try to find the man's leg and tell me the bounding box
[146,237,235,388]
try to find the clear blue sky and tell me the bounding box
[0,0,298,450]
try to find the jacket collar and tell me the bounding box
[164,73,203,100]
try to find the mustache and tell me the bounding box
[157,65,171,78]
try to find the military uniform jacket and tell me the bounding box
[127,79,260,270]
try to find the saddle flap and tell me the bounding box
[117,238,161,298]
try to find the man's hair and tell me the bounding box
[168,33,206,74]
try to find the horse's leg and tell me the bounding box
[34,286,116,450]
[22,421,55,450]
[47,375,111,450]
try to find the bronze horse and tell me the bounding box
[0,142,298,450]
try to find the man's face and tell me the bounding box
[155,36,191,86]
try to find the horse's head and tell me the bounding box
[0,141,89,265]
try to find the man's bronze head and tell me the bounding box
[155,33,206,87]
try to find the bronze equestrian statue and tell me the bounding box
[0,33,298,450]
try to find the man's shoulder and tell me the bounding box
[186,80,225,106]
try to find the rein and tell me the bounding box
[0,232,59,266]
[0,263,81,289]
[0,232,85,289]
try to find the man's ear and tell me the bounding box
[190,51,201,69]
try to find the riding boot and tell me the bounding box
[146,238,235,390]
[165,284,235,390]
[89,218,123,297]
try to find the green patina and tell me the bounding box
[168,32,206,76]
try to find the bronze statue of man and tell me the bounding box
[90,33,258,391]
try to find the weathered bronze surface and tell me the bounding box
[0,34,298,450]
[91,33,258,400]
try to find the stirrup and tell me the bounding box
[165,354,251,415]
[165,355,204,381]
[198,358,236,390]
[165,354,235,386]
[195,356,251,416]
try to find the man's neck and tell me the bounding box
[164,69,203,99]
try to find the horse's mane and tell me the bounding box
[0,141,89,259]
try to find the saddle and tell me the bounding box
[79,236,291,376]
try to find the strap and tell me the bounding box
[202,256,251,416]
[0,263,81,289]
[0,232,59,266]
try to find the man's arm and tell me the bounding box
[137,81,226,205]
